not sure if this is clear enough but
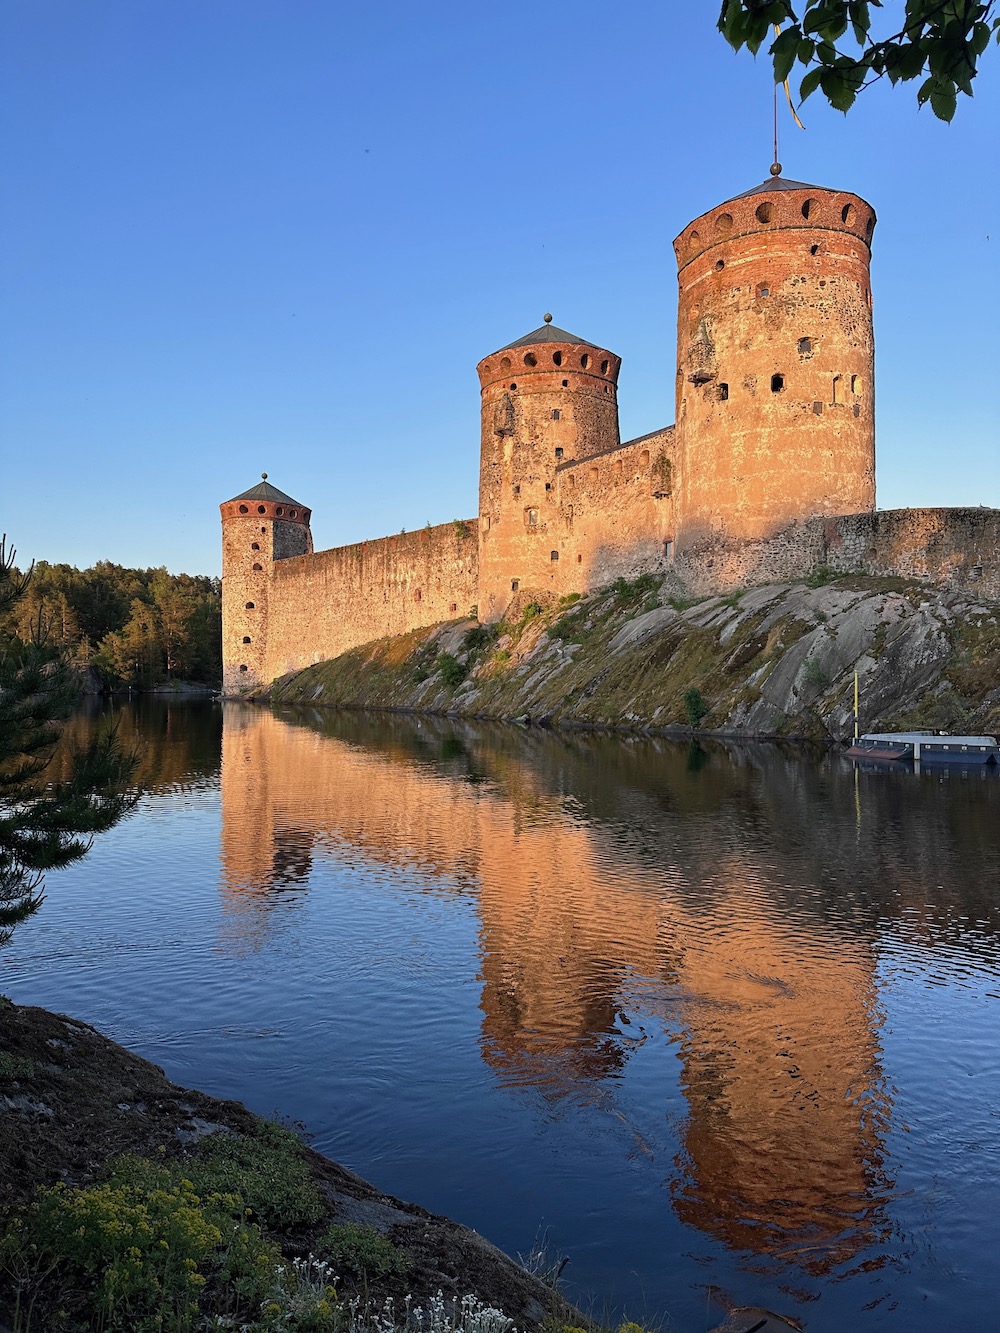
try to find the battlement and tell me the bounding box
[674,176,876,272]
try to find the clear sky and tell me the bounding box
[2,2,998,578]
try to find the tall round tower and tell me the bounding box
[673,170,876,545]
[220,475,312,695]
[476,316,621,620]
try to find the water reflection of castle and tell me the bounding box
[218,706,916,1267]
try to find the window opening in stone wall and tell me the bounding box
[239,665,248,673]
[601,359,609,374]
[714,260,724,272]
[853,403,860,417]
[757,283,770,299]
[756,203,772,223]
[252,562,263,571]
[243,636,252,644]
[842,203,856,224]
[561,379,569,387]
[545,482,552,491]
[524,352,537,367]
[511,579,519,591]
[449,602,458,612]
[813,401,823,415]
[239,504,249,514]
[513,484,520,495]
[801,198,816,219]
[555,446,564,458]
[261,527,266,534]
[552,351,563,366]
[580,354,590,369]
[251,542,260,550]
[832,374,842,404]
[718,383,729,401]
[971,564,984,579]
[664,539,673,559]
[501,356,511,371]
[640,449,650,467]
[798,337,812,355]
[716,212,733,234]
[550,550,559,561]
[851,374,862,395]
[258,505,267,514]
[810,244,820,255]
[510,382,517,390]
[577,554,582,563]
[275,507,283,516]
[552,411,561,422]
[771,374,784,393]
[413,589,422,602]
[482,515,491,531]
[526,507,539,526]
[245,601,255,609]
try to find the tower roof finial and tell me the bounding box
[261,472,268,480]
[543,312,553,323]
[770,161,782,177]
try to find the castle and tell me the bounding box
[221,169,998,695]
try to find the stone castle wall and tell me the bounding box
[676,507,1000,600]
[262,520,479,684]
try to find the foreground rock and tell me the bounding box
[263,575,1000,741]
[0,999,587,1331]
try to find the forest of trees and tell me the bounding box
[0,555,222,688]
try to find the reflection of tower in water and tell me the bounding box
[218,705,891,1270]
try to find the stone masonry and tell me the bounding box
[220,171,997,695]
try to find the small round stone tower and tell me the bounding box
[673,169,876,545]
[477,315,621,620]
[220,475,312,695]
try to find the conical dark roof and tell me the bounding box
[723,174,828,203]
[493,315,599,354]
[227,475,305,506]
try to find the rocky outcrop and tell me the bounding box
[264,575,1000,742]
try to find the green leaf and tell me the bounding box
[798,35,817,63]
[970,21,991,56]
[820,64,859,110]
[799,66,825,101]
[771,26,802,82]
[930,80,958,121]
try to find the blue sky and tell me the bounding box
[2,2,998,577]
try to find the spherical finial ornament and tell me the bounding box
[770,161,782,177]
[543,312,553,323]
[261,472,268,480]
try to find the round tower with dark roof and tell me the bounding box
[476,316,622,620]
[220,475,313,694]
[673,171,876,546]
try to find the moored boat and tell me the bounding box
[846,732,1000,765]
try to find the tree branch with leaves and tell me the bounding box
[719,1,999,120]
[0,537,139,944]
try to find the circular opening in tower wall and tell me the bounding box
[275,506,283,515]
[756,202,772,223]
[524,352,537,367]
[239,665,248,672]
[290,509,298,517]
[842,203,856,224]
[552,351,563,366]
[714,260,725,271]
[581,354,590,369]
[258,505,266,514]
[716,213,732,234]
[500,357,511,371]
[251,542,260,550]
[801,198,816,219]
[239,505,249,514]
[243,636,251,644]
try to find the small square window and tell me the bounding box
[511,579,519,591]
[551,409,561,421]
[555,446,564,458]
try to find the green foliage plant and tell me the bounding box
[0,536,139,944]
[718,0,1000,121]
[610,573,661,604]
[806,565,838,588]
[461,623,498,655]
[0,1053,35,1080]
[182,1120,325,1230]
[318,1222,408,1282]
[437,653,468,689]
[683,686,710,727]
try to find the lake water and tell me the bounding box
[4,699,999,1332]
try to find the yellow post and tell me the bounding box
[854,671,860,741]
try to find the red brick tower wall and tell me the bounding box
[220,496,313,695]
[477,334,622,621]
[673,181,876,546]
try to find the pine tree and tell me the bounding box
[0,537,138,944]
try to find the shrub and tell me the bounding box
[461,623,498,655]
[0,1053,35,1080]
[182,1121,325,1230]
[518,601,544,629]
[803,657,830,689]
[683,686,709,727]
[549,609,589,643]
[318,1222,408,1281]
[806,565,838,588]
[611,573,661,602]
[437,653,467,689]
